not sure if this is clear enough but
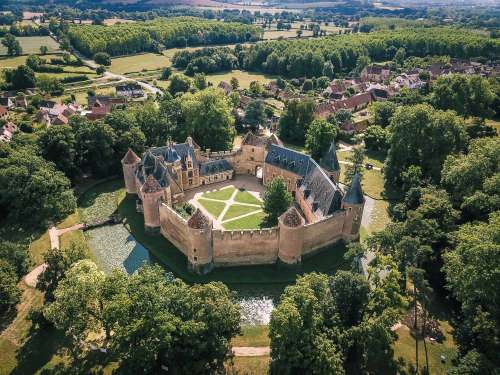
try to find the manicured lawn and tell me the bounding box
[393,322,457,375]
[337,149,385,169]
[197,199,226,218]
[223,204,261,221]
[201,186,236,201]
[232,325,270,347]
[234,190,262,205]
[0,36,60,56]
[223,212,266,230]
[109,53,171,74]
[207,70,276,89]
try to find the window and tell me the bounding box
[193,256,198,262]
[252,148,255,152]
[188,171,193,178]
[250,156,254,161]
[187,161,192,168]
[188,179,192,185]
[193,248,197,253]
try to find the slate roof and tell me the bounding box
[320,142,340,172]
[122,149,141,164]
[142,175,162,193]
[200,159,232,176]
[265,144,311,176]
[344,173,364,204]
[188,209,210,229]
[299,160,343,217]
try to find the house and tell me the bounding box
[0,122,17,142]
[217,81,233,95]
[86,96,126,120]
[116,83,144,98]
[0,97,14,109]
[0,106,8,120]
[360,64,391,82]
[391,73,425,91]
[36,102,81,125]
[314,91,375,119]
[15,96,28,109]
[52,113,69,125]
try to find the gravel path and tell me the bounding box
[232,347,271,357]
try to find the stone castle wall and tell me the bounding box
[159,203,190,256]
[212,228,279,266]
[302,212,346,257]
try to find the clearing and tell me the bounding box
[0,36,60,56]
[109,53,171,75]
[206,69,275,89]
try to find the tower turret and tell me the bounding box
[341,173,365,241]
[187,209,213,274]
[278,207,305,265]
[319,141,340,183]
[121,148,141,194]
[141,175,164,234]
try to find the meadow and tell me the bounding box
[0,36,60,56]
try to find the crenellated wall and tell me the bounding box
[212,228,279,266]
[302,211,346,257]
[159,203,190,256]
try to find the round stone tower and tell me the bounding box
[141,175,165,234]
[341,173,365,241]
[187,209,214,275]
[278,207,305,265]
[121,148,141,194]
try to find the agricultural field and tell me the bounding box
[206,70,275,89]
[109,53,171,74]
[0,36,60,56]
[103,18,136,26]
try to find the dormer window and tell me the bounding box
[187,161,192,169]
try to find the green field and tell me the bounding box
[201,186,236,201]
[234,190,262,205]
[0,36,60,56]
[109,53,171,74]
[223,211,266,230]
[207,69,275,89]
[223,204,261,221]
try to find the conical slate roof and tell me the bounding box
[281,207,304,227]
[142,175,162,194]
[319,141,340,172]
[344,174,364,204]
[188,209,210,229]
[122,148,140,164]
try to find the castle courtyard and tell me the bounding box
[185,175,266,230]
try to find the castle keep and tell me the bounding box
[122,132,364,274]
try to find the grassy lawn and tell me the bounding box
[223,212,266,230]
[234,190,262,205]
[226,356,270,374]
[197,199,227,219]
[109,53,171,75]
[393,322,457,375]
[207,70,276,89]
[340,167,385,200]
[263,29,313,39]
[367,200,391,234]
[337,149,385,169]
[201,186,236,201]
[0,36,60,56]
[223,204,261,221]
[282,141,307,154]
[232,325,270,347]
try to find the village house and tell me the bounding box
[391,73,426,90]
[36,102,80,126]
[217,81,233,95]
[0,106,8,120]
[0,97,14,109]
[15,96,28,109]
[116,83,144,98]
[360,64,392,82]
[0,122,17,142]
[86,96,127,120]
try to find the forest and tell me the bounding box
[243,27,500,78]
[67,17,262,57]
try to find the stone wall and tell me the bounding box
[212,228,279,266]
[263,164,300,193]
[302,211,345,256]
[159,203,190,256]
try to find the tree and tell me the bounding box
[38,125,78,179]
[356,55,371,73]
[244,99,266,130]
[333,108,352,126]
[302,79,313,92]
[230,76,239,90]
[193,73,207,90]
[169,73,192,96]
[36,75,64,95]
[26,54,42,71]
[369,101,397,128]
[249,81,264,96]
[262,176,292,226]
[363,125,389,152]
[93,52,111,66]
[394,47,406,65]
[443,212,500,368]
[44,259,108,341]
[1,33,22,56]
[0,146,76,224]
[37,242,88,302]
[385,104,468,193]
[345,145,365,186]
[0,260,20,314]
[322,61,335,79]
[306,118,338,160]
[40,45,48,55]
[95,65,105,75]
[59,37,70,51]
[5,65,36,89]
[180,88,235,151]
[278,99,315,144]
[0,241,28,277]
[160,67,172,80]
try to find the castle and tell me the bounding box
[122,132,364,274]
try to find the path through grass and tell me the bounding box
[197,199,226,219]
[223,204,261,221]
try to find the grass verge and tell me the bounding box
[223,212,266,230]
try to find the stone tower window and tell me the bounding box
[193,256,198,262]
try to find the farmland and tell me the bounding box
[0,36,60,56]
[109,53,171,74]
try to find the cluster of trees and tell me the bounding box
[243,28,499,78]
[68,17,262,57]
[0,241,27,315]
[39,254,240,373]
[172,46,239,76]
[1,33,22,56]
[0,23,51,37]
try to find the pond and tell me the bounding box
[85,223,281,325]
